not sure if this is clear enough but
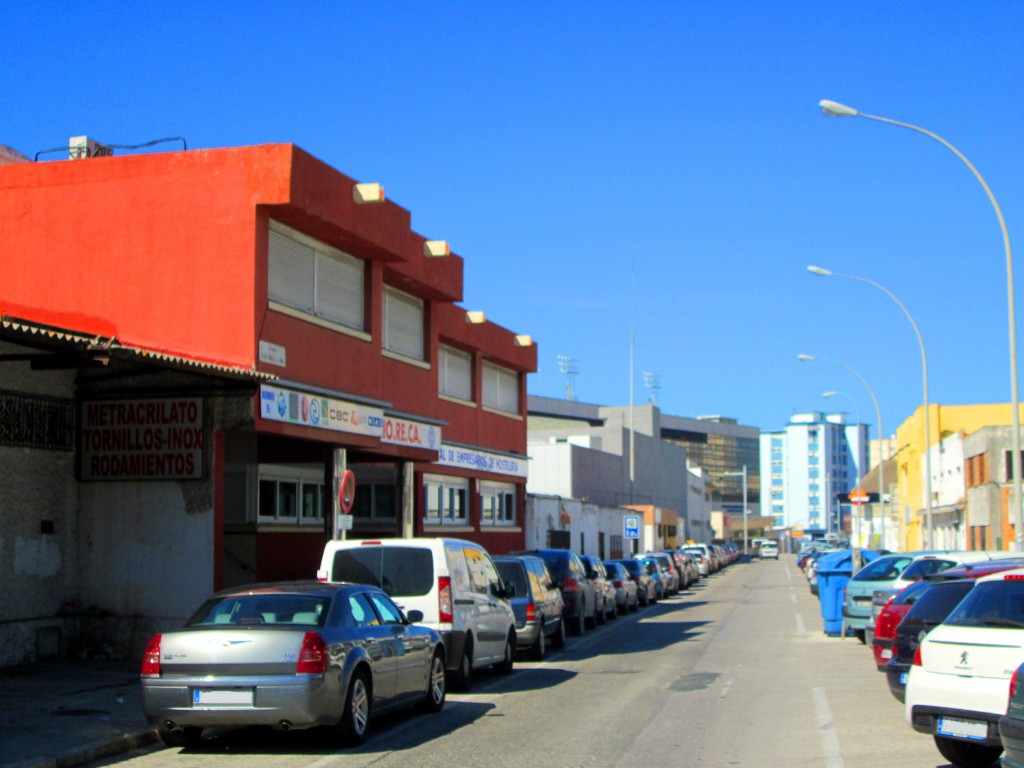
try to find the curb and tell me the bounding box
[6,728,160,768]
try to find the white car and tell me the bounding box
[760,543,779,560]
[318,537,516,690]
[891,550,1024,591]
[905,567,1024,767]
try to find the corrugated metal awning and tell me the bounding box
[1,315,276,382]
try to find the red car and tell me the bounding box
[872,559,1024,672]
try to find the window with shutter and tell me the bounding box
[439,345,472,401]
[268,221,365,331]
[482,362,519,414]
[384,286,424,361]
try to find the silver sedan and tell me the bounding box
[141,581,446,748]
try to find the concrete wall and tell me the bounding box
[0,344,78,666]
[525,496,639,559]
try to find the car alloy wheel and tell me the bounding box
[337,669,371,745]
[420,650,446,713]
[531,625,546,660]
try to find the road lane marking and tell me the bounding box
[785,563,792,581]
[796,613,807,635]
[719,678,733,701]
[812,687,844,768]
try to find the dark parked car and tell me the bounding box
[638,556,667,600]
[581,555,617,623]
[141,581,446,748]
[515,549,597,636]
[644,553,679,596]
[494,555,566,659]
[602,561,639,613]
[618,558,657,605]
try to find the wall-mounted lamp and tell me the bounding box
[514,335,533,346]
[353,183,385,204]
[465,311,486,324]
[424,240,450,258]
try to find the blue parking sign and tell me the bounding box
[624,515,640,539]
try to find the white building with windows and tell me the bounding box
[760,412,869,532]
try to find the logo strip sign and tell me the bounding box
[81,397,204,481]
[260,384,440,452]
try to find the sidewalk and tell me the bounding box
[0,659,158,768]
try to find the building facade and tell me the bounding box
[760,411,869,532]
[0,142,536,665]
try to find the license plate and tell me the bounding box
[937,716,988,741]
[881,649,892,659]
[899,672,907,685]
[193,688,254,707]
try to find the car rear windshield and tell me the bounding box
[904,581,975,624]
[893,579,932,606]
[945,579,1024,628]
[899,558,958,582]
[495,560,529,598]
[853,556,915,582]
[188,594,332,628]
[534,551,570,578]
[331,546,435,597]
[620,560,642,575]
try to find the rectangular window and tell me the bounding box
[268,221,365,331]
[257,465,324,525]
[481,481,516,527]
[384,286,424,361]
[423,474,468,526]
[482,362,519,414]
[439,345,473,401]
[352,483,396,520]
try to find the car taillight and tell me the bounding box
[526,601,536,622]
[613,580,624,588]
[562,577,579,593]
[1005,574,1024,580]
[1011,668,1021,702]
[913,646,923,667]
[438,576,453,623]
[296,632,328,674]
[141,634,161,676]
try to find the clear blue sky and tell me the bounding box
[6,2,1023,436]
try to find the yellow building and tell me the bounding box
[896,402,1024,551]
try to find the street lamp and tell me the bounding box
[823,391,861,426]
[807,265,930,548]
[819,98,1022,551]
[721,466,748,556]
[800,355,885,549]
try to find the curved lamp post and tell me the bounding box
[823,390,861,426]
[807,265,930,548]
[800,355,885,548]
[819,98,1021,551]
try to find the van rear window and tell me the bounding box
[331,547,434,597]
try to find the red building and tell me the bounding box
[0,141,536,663]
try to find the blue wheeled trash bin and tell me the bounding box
[817,549,881,637]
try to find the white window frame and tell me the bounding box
[482,362,519,415]
[383,286,425,361]
[481,481,516,527]
[257,464,325,526]
[268,220,365,332]
[423,474,468,526]
[439,344,473,402]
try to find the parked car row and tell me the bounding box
[142,537,738,750]
[820,548,1024,767]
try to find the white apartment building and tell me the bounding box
[760,411,870,532]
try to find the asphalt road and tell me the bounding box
[91,556,949,768]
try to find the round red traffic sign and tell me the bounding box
[339,470,356,514]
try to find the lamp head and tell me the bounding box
[822,391,839,398]
[819,99,859,117]
[797,354,815,362]
[807,265,832,276]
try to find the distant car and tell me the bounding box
[581,555,617,623]
[603,561,639,614]
[141,581,447,749]
[760,542,779,560]
[683,547,710,578]
[618,558,657,605]
[643,553,679,596]
[905,567,1024,768]
[494,555,566,659]
[516,549,598,637]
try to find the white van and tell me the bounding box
[318,537,516,689]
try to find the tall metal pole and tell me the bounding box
[820,100,1020,551]
[742,465,748,556]
[808,267,930,548]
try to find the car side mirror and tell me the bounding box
[405,609,424,624]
